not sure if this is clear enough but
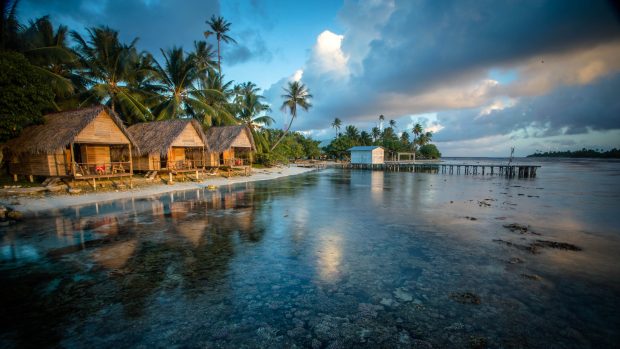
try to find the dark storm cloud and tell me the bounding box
[359,0,620,95]
[20,0,220,55]
[434,73,620,142]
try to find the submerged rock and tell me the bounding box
[449,292,481,305]
[532,240,582,251]
[6,210,23,220]
[469,335,488,349]
[521,273,542,281]
[503,223,540,235]
[394,287,413,302]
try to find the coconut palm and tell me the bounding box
[371,126,381,143]
[194,72,236,126]
[72,26,151,121]
[344,125,360,140]
[0,0,21,50]
[270,80,312,151]
[412,123,423,150]
[360,131,372,145]
[331,117,342,138]
[236,91,273,153]
[192,40,217,74]
[205,15,236,74]
[20,16,80,107]
[379,114,385,130]
[150,46,223,120]
[389,119,396,130]
[236,92,273,128]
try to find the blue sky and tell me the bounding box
[19,0,620,156]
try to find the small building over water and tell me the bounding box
[128,119,210,172]
[349,146,385,164]
[5,105,135,181]
[205,125,255,167]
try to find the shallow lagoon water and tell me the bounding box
[1,159,620,348]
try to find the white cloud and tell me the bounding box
[308,30,350,78]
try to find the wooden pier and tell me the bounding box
[348,162,540,178]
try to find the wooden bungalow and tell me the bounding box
[128,119,210,174]
[5,106,136,185]
[205,125,256,168]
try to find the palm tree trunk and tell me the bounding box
[217,38,221,73]
[269,115,295,151]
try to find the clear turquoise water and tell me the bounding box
[1,159,619,348]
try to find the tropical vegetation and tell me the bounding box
[527,148,620,158]
[0,1,318,164]
[323,115,440,160]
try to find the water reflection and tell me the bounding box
[0,167,619,348]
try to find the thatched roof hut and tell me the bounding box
[205,125,256,153]
[5,105,135,155]
[5,106,137,179]
[128,119,209,156]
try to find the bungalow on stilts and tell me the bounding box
[205,125,256,176]
[4,106,136,189]
[127,119,210,183]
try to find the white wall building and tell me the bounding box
[349,146,385,164]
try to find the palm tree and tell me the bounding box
[192,40,216,74]
[379,114,385,131]
[270,80,312,151]
[205,15,236,74]
[150,46,222,120]
[236,91,273,128]
[236,91,273,153]
[412,123,423,150]
[371,126,381,143]
[72,26,151,121]
[331,117,342,138]
[344,125,360,140]
[360,131,372,145]
[389,119,396,130]
[194,72,236,126]
[0,0,21,50]
[20,16,79,108]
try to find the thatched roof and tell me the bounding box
[128,119,209,156]
[4,105,135,155]
[205,125,256,152]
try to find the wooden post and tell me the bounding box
[70,143,76,177]
[28,175,33,183]
[93,178,96,191]
[13,174,17,182]
[169,172,173,184]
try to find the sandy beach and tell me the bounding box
[1,165,316,214]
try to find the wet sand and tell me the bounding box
[0,166,315,214]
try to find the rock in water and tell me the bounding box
[7,210,23,220]
[449,292,481,305]
[394,287,413,302]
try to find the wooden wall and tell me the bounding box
[79,145,111,165]
[9,149,67,176]
[133,153,160,171]
[75,111,130,144]
[171,124,204,147]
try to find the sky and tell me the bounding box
[19,0,620,156]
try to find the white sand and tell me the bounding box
[2,166,317,214]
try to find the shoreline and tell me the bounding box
[1,166,317,214]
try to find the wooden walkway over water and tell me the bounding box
[349,162,540,178]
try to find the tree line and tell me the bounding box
[527,148,620,159]
[324,115,441,160]
[0,1,318,164]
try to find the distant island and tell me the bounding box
[527,148,620,158]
